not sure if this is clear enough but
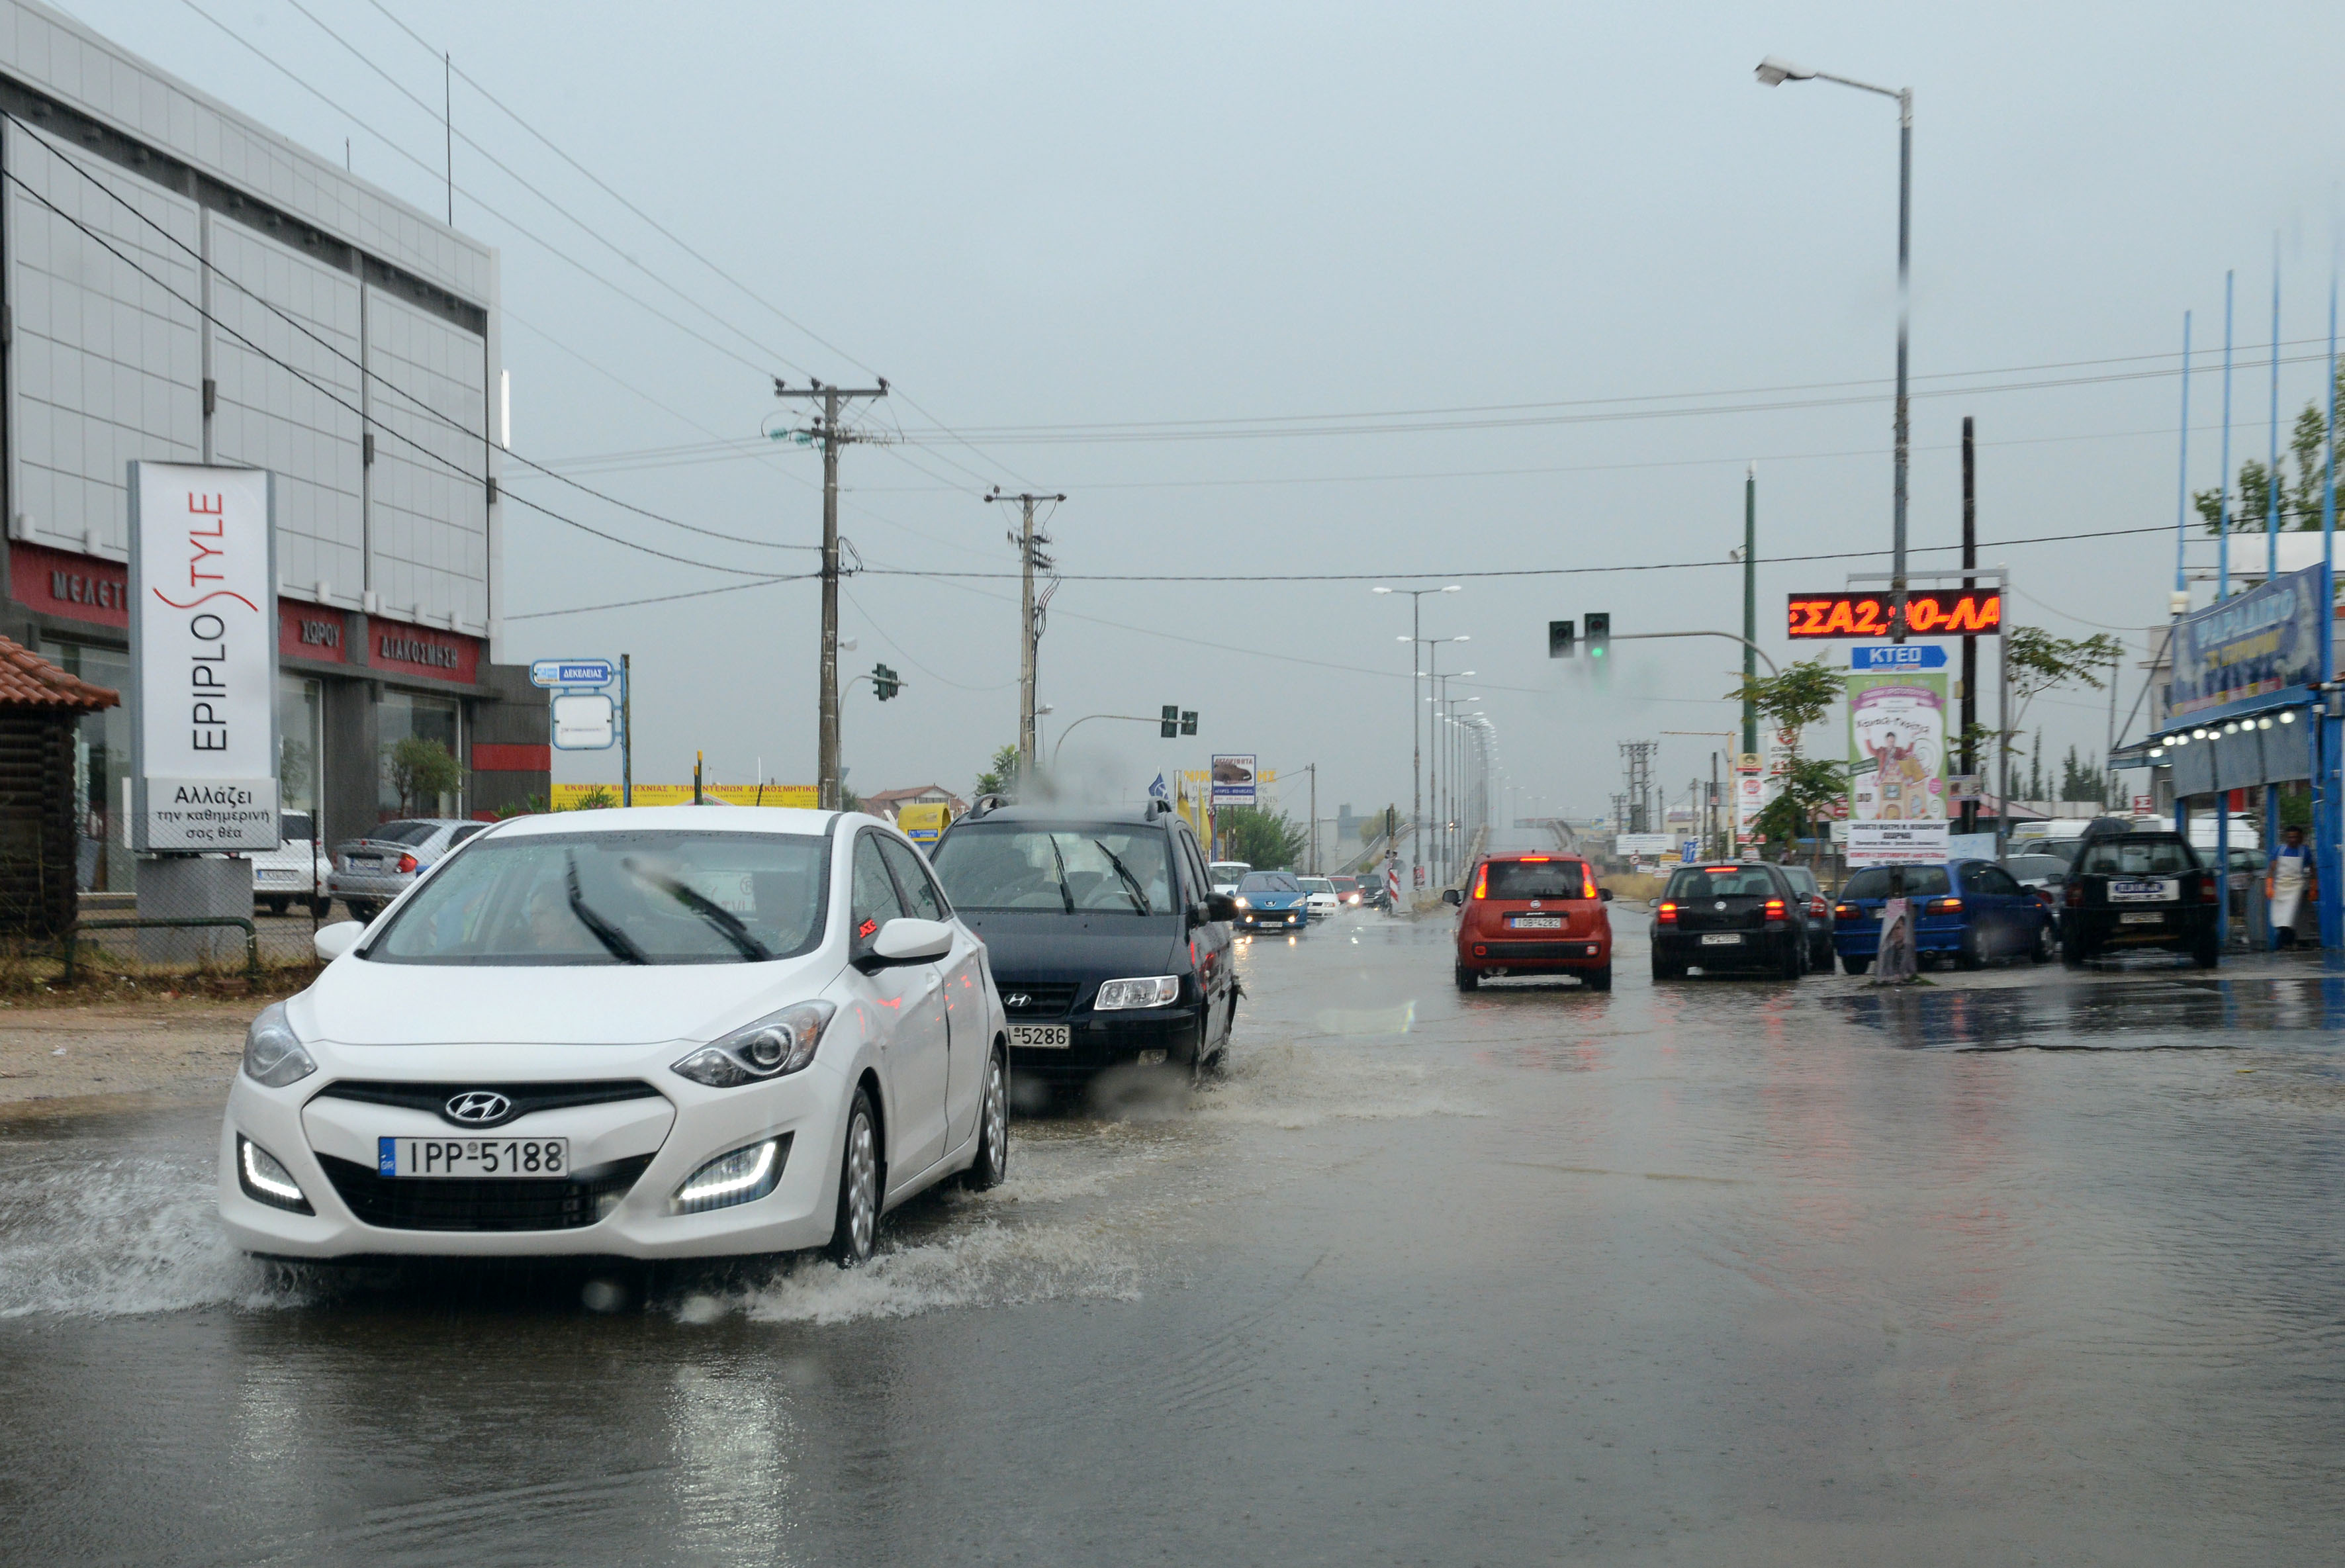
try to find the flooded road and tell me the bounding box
[3,912,2342,1565]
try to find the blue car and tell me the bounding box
[1831,859,2054,974]
[1234,870,1310,933]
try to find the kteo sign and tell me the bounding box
[128,463,279,853]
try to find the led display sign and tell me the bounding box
[1786,590,2002,640]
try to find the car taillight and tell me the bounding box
[1834,903,1857,918]
[2201,875,2219,903]
[1472,864,1487,899]
[1764,898,1786,917]
[1929,897,1962,913]
[2066,884,2084,908]
[1657,901,1678,923]
[1582,868,1598,899]
[397,853,418,874]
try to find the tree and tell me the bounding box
[972,743,1021,800]
[1217,806,1307,869]
[1753,757,1850,860]
[2058,745,2105,805]
[2195,358,2345,533]
[385,736,461,815]
[2027,730,2045,802]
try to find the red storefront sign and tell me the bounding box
[371,618,481,684]
[280,603,347,663]
[11,541,130,627]
[473,743,551,772]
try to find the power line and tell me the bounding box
[503,573,816,621]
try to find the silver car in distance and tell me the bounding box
[218,807,1011,1266]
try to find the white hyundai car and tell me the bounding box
[218,806,1011,1266]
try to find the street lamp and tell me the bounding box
[1428,673,1477,878]
[1756,54,1913,640]
[1375,584,1461,899]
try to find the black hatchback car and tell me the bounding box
[1650,861,1815,980]
[2060,831,2221,968]
[927,801,1238,1085]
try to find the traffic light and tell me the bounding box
[873,663,901,700]
[1584,612,1611,660]
[1180,710,1197,735]
[1548,619,1577,659]
[1161,704,1179,738]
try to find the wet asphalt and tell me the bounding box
[3,879,2342,1565]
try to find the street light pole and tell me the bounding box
[1377,584,1461,901]
[1756,56,1912,639]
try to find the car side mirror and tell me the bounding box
[1599,888,1614,902]
[314,921,365,962]
[857,916,954,971]
[1442,888,1463,906]
[1201,894,1238,923]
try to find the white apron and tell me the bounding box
[2270,848,2311,933]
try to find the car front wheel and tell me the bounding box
[827,1088,881,1267]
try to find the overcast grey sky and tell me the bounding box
[64,0,2345,821]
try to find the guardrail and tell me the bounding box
[60,915,261,986]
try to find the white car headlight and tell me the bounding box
[1094,975,1181,1010]
[672,1001,837,1088]
[242,1002,317,1088]
[672,1134,791,1213]
[1234,896,1251,909]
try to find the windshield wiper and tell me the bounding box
[567,852,647,965]
[629,861,771,962]
[1092,840,1152,914]
[1042,833,1077,913]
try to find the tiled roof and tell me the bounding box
[0,636,119,712]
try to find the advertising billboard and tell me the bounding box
[1847,672,1949,823]
[2163,563,2326,719]
[1211,754,1257,805]
[128,463,279,853]
[1788,589,2001,639]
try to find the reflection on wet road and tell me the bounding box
[3,915,2341,1564]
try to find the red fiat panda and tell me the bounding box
[1443,853,1614,992]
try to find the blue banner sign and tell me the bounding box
[1851,644,1948,670]
[529,658,616,689]
[2165,564,2326,719]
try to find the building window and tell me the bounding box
[378,689,463,819]
[40,640,132,893]
[279,674,323,827]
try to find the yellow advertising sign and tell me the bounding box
[551,783,818,810]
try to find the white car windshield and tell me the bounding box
[364,830,831,965]
[930,825,1173,914]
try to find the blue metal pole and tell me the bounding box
[2176,310,2192,595]
[2323,271,2341,950]
[2270,242,2283,577]
[2221,270,2236,600]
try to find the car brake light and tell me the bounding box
[1835,903,1857,918]
[2201,876,2219,903]
[396,853,418,874]
[1704,866,1736,874]
[1929,897,1962,913]
[1581,866,1598,899]
[1764,898,1786,917]
[1520,855,1549,863]
[1472,863,1487,899]
[2067,884,2084,907]
[1657,901,1678,923]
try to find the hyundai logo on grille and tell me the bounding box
[445,1091,512,1125]
[1004,993,1032,1009]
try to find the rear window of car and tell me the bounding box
[1841,866,1952,899]
[1664,866,1779,898]
[2002,856,2068,880]
[2078,839,2199,876]
[368,820,445,847]
[1487,860,1590,898]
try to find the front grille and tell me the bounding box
[312,1079,663,1130]
[318,1153,654,1231]
[999,982,1079,1018]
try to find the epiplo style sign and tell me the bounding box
[128,463,279,853]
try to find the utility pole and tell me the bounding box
[986,490,1066,778]
[1303,763,1317,874]
[1743,463,1758,755]
[620,652,633,806]
[1960,418,1978,837]
[773,378,889,810]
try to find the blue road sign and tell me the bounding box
[1682,839,1700,862]
[1851,644,1948,671]
[530,658,616,689]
